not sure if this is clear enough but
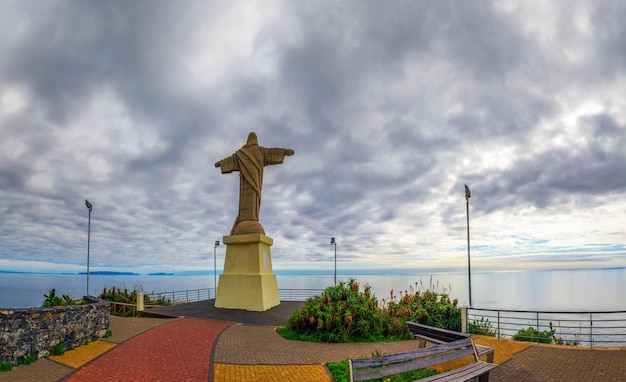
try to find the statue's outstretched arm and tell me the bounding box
[264,147,294,166]
[215,154,238,173]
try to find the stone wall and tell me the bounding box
[0,297,110,365]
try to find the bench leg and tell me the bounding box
[417,339,426,348]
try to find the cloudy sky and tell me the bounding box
[1,0,625,275]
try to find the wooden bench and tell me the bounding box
[348,337,497,382]
[407,322,495,363]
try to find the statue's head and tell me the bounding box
[244,132,258,147]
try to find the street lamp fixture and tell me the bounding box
[213,240,220,296]
[464,185,472,307]
[330,237,337,285]
[85,199,93,297]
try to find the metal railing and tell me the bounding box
[147,288,213,304]
[144,288,324,305]
[467,308,626,348]
[279,288,325,300]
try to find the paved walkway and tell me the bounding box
[1,300,625,381]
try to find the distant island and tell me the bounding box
[78,271,139,275]
[148,272,174,276]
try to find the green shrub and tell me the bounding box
[98,284,172,316]
[468,317,496,337]
[0,362,13,372]
[42,289,82,307]
[98,285,137,304]
[512,322,555,344]
[98,285,172,305]
[285,279,397,342]
[387,289,461,332]
[556,334,581,346]
[555,322,581,346]
[52,343,65,356]
[284,278,461,343]
[18,355,37,365]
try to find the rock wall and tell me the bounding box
[0,297,110,365]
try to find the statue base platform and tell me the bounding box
[214,233,280,311]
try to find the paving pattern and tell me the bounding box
[0,359,71,382]
[2,300,626,381]
[473,334,534,364]
[214,364,331,381]
[489,345,626,382]
[49,341,117,369]
[214,323,431,365]
[65,318,230,381]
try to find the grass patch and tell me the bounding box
[326,360,350,382]
[277,327,405,343]
[326,359,437,382]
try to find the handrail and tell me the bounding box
[108,288,324,317]
[467,307,626,348]
[144,288,325,305]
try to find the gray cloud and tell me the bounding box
[1,0,625,273]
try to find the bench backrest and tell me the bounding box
[349,337,475,381]
[407,321,469,344]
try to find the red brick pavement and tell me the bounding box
[65,318,231,382]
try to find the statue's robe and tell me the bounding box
[216,146,290,235]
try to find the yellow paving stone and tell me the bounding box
[214,363,331,382]
[425,335,536,374]
[472,335,534,364]
[49,340,117,368]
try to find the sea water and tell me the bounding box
[1,267,625,312]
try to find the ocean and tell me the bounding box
[1,267,625,312]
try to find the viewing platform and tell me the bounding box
[1,299,625,381]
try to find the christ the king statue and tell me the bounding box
[215,132,294,236]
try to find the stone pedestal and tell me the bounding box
[214,233,280,311]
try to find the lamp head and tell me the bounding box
[464,184,471,199]
[85,199,93,211]
[330,237,335,245]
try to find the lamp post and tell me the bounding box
[213,240,220,296]
[330,237,337,285]
[464,184,472,307]
[85,199,93,297]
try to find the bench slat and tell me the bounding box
[407,321,495,363]
[351,339,476,381]
[416,361,498,382]
[351,338,473,368]
[349,323,498,382]
[407,321,469,342]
